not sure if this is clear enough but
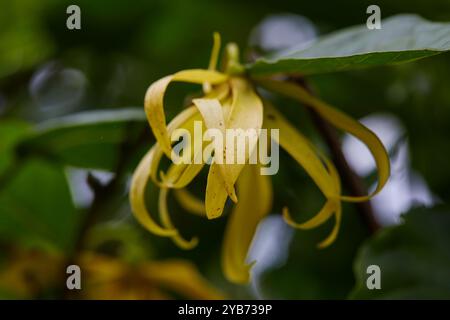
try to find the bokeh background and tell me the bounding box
[0,0,449,299]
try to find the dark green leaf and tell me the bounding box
[19,108,147,171]
[350,206,450,299]
[0,120,30,176]
[248,15,450,76]
[0,159,79,251]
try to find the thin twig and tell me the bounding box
[62,124,150,299]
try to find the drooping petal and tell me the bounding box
[282,199,336,230]
[193,98,237,202]
[145,70,228,157]
[262,100,347,247]
[174,188,206,216]
[140,260,225,299]
[283,148,343,248]
[149,82,229,190]
[129,146,177,237]
[263,101,336,197]
[204,78,264,219]
[316,157,342,248]
[257,79,390,202]
[222,164,273,284]
[149,106,204,188]
[158,187,199,249]
[203,32,222,93]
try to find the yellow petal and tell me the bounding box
[153,86,231,189]
[281,138,343,248]
[149,106,204,188]
[129,146,177,237]
[222,164,273,284]
[174,188,206,216]
[263,100,336,197]
[282,200,336,230]
[140,260,225,299]
[193,98,237,202]
[203,32,222,93]
[262,100,346,247]
[258,79,390,202]
[205,78,264,219]
[130,108,201,237]
[79,252,126,283]
[317,203,342,249]
[145,69,228,157]
[158,187,199,249]
[316,156,342,248]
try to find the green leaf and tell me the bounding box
[0,120,30,176]
[350,206,450,299]
[0,159,80,252]
[248,14,450,76]
[18,108,147,171]
[0,0,54,78]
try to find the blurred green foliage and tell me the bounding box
[0,0,449,299]
[351,206,450,299]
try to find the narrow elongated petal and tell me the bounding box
[153,86,231,189]
[282,199,336,230]
[158,187,199,249]
[130,106,204,237]
[316,157,342,248]
[129,147,177,237]
[193,98,237,202]
[263,100,347,247]
[263,101,336,197]
[203,32,222,93]
[205,78,264,219]
[145,70,227,157]
[257,79,390,201]
[283,148,343,248]
[222,164,273,284]
[149,107,203,187]
[174,188,206,216]
[140,260,225,299]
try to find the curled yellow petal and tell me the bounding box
[222,164,273,284]
[158,187,199,250]
[129,147,177,237]
[145,69,228,157]
[140,260,225,299]
[262,100,346,247]
[257,79,390,202]
[282,200,336,230]
[153,85,231,189]
[193,98,237,202]
[205,78,264,219]
[283,149,343,248]
[316,157,342,248]
[203,32,222,93]
[263,100,336,197]
[149,106,203,187]
[174,188,206,216]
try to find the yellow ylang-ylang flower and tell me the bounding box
[80,253,223,300]
[0,249,223,300]
[130,33,390,284]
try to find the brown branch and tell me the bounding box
[62,125,150,299]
